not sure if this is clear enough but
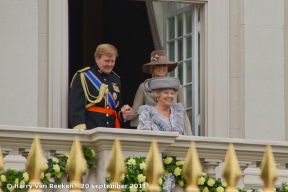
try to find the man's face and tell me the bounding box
[96,55,116,74]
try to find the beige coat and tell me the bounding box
[131,83,193,135]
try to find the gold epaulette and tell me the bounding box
[112,71,120,78]
[78,66,90,73]
[70,67,91,88]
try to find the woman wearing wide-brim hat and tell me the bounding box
[131,50,192,135]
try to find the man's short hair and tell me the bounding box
[94,44,118,58]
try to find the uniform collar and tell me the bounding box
[93,64,109,77]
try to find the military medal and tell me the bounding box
[112,83,120,92]
[115,101,119,108]
[113,92,117,100]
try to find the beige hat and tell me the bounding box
[142,50,178,74]
[144,77,180,92]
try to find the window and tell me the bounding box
[151,2,199,135]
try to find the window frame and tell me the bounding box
[163,4,199,135]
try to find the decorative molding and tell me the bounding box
[48,0,69,128]
[204,0,230,137]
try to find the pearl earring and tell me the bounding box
[157,98,159,101]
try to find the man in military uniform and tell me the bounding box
[69,44,132,129]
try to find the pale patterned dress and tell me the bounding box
[137,103,184,192]
[137,103,184,134]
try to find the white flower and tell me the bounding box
[0,175,6,182]
[130,187,137,192]
[174,167,181,176]
[198,177,205,185]
[44,162,48,170]
[91,149,96,157]
[140,162,147,170]
[20,180,26,185]
[207,178,215,186]
[45,173,52,179]
[15,178,19,184]
[52,157,59,163]
[137,174,146,183]
[203,187,209,192]
[201,172,207,176]
[222,183,227,187]
[127,158,136,165]
[53,164,60,172]
[176,161,184,166]
[178,180,184,186]
[158,178,162,185]
[65,154,70,158]
[164,157,173,164]
[56,172,62,178]
[216,186,224,192]
[23,172,29,182]
[120,173,125,181]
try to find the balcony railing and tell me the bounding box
[1,125,288,191]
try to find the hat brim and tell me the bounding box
[144,77,180,92]
[142,61,177,74]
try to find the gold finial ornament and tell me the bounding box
[106,139,126,192]
[182,142,202,192]
[26,135,47,192]
[145,140,163,192]
[222,143,241,192]
[260,145,278,192]
[66,136,87,192]
[0,147,4,192]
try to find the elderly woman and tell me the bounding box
[137,77,182,192]
[131,50,192,135]
[137,77,184,134]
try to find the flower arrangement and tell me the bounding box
[163,155,227,191]
[0,168,29,192]
[106,156,227,192]
[0,146,97,192]
[82,146,96,170]
[44,155,68,184]
[106,156,156,192]
[197,173,226,192]
[162,156,186,188]
[106,155,288,192]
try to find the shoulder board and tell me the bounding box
[70,67,90,88]
[112,71,120,78]
[77,66,90,73]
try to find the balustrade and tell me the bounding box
[1,126,288,191]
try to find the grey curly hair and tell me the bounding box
[150,88,177,102]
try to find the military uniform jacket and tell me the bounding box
[69,64,124,129]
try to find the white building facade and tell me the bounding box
[1,0,287,140]
[0,0,288,189]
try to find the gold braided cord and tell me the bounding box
[112,71,120,78]
[80,73,108,107]
[82,74,98,99]
[70,73,78,88]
